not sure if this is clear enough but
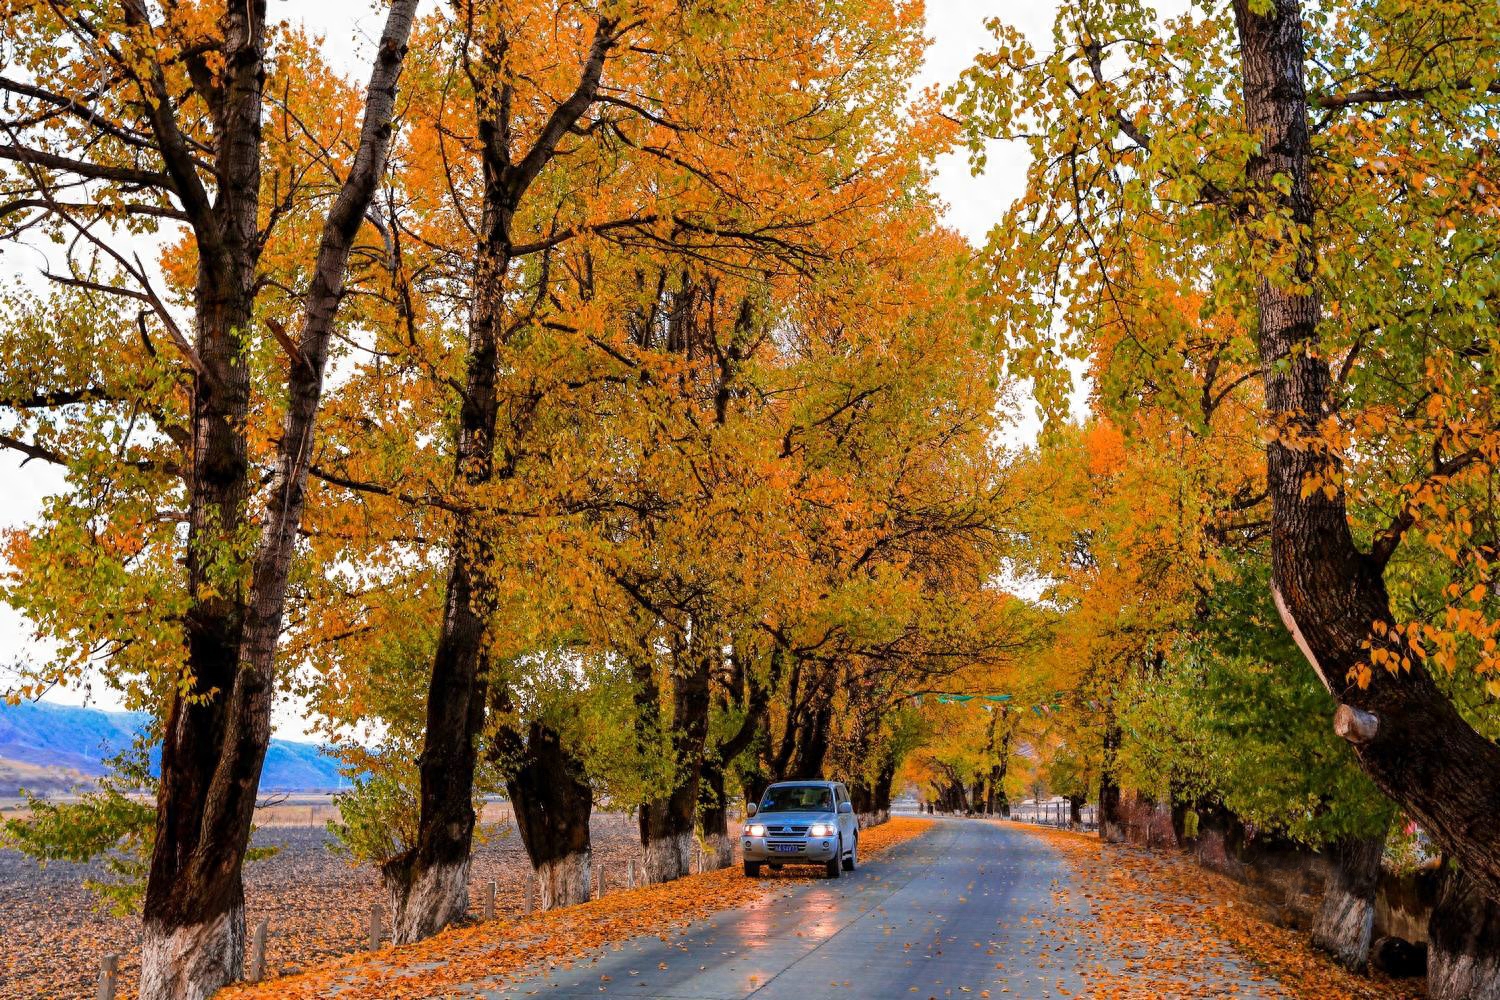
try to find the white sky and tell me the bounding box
[0,1,1062,738]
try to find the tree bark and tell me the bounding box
[698,677,764,870]
[1098,716,1124,842]
[387,15,620,941]
[141,4,417,996]
[1232,0,1500,905]
[500,716,594,909]
[697,761,734,871]
[381,503,495,941]
[1311,833,1385,973]
[787,699,832,780]
[1428,865,1500,1000]
[637,626,713,884]
[872,756,896,821]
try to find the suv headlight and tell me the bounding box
[808,822,834,837]
[744,823,766,837]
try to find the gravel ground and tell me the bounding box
[0,811,645,1000]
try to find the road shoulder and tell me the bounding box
[1014,822,1417,999]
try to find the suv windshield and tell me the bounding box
[759,785,832,813]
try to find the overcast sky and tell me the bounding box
[0,1,1061,738]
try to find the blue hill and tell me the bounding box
[0,700,349,793]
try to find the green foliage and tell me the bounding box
[328,767,422,866]
[1118,565,1393,846]
[1,740,281,914]
[1,746,154,917]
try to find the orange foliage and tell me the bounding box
[1014,824,1418,1000]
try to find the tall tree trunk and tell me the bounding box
[1428,865,1500,1000]
[385,16,621,942]
[985,708,1013,818]
[988,767,1009,817]
[1233,0,1500,905]
[141,4,417,996]
[637,627,713,884]
[697,760,733,870]
[140,4,263,992]
[1098,715,1124,842]
[382,519,494,941]
[1310,833,1385,973]
[698,676,765,870]
[499,716,594,909]
[1068,794,1084,830]
[787,699,832,780]
[872,755,897,822]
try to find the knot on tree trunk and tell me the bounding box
[1333,703,1379,744]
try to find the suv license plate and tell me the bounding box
[773,845,799,853]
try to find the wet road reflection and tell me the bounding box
[476,820,1087,1000]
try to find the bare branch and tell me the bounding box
[0,143,171,189]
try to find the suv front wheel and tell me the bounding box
[842,835,858,872]
[825,838,842,879]
[744,860,761,878]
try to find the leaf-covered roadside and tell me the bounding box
[1016,823,1420,1000]
[219,817,932,1000]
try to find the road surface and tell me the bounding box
[469,819,1284,1000]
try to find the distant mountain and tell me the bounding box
[0,701,349,796]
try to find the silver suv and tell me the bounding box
[741,780,859,878]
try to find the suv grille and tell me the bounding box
[767,824,808,835]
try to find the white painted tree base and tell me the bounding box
[701,833,732,870]
[1430,948,1500,1000]
[640,831,694,883]
[387,858,470,945]
[139,908,243,1000]
[537,851,592,909]
[1310,885,1374,971]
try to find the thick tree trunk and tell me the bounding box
[140,5,263,992]
[637,626,712,884]
[699,662,765,871]
[787,700,832,780]
[1311,834,1385,972]
[850,752,895,828]
[742,768,772,809]
[872,755,896,822]
[985,764,1009,817]
[383,215,514,941]
[697,759,734,871]
[140,5,416,996]
[503,717,594,909]
[1233,0,1500,905]
[640,795,698,882]
[389,16,619,943]
[1098,718,1124,842]
[1068,794,1084,830]
[985,710,1012,818]
[1428,866,1500,1000]
[382,522,491,942]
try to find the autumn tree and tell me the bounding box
[274,0,959,934]
[958,0,1500,990]
[0,3,420,996]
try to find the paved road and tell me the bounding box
[475,820,1087,1000]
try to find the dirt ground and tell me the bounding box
[0,808,645,1000]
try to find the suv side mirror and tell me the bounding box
[746,802,758,816]
[838,801,853,814]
